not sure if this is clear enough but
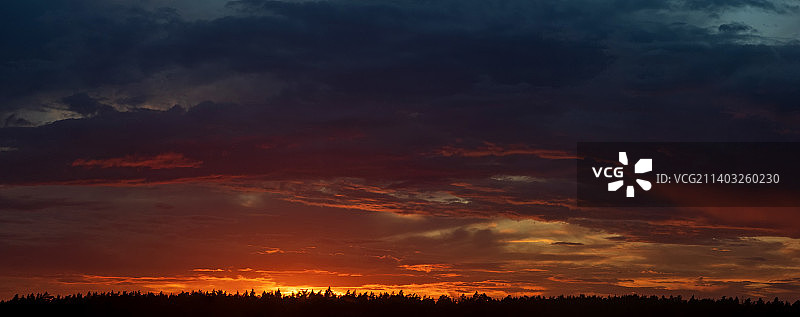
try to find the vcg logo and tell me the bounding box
[592,152,652,198]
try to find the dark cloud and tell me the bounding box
[718,22,755,33]
[680,0,797,13]
[61,93,115,116]
[0,1,181,108]
[1,0,800,243]
[3,114,33,127]
[2,0,798,127]
[767,278,800,291]
[551,241,584,246]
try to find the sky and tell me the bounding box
[1,0,800,300]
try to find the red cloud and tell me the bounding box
[436,142,578,160]
[72,153,202,169]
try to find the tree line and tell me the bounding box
[3,289,799,316]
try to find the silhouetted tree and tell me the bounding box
[2,290,799,316]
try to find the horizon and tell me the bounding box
[4,288,798,303]
[8,290,798,317]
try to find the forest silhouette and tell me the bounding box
[3,289,800,316]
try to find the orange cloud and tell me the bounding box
[436,142,577,160]
[399,264,453,273]
[72,153,202,169]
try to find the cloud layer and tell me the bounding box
[1,0,799,300]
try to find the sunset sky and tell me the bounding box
[2,0,800,300]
